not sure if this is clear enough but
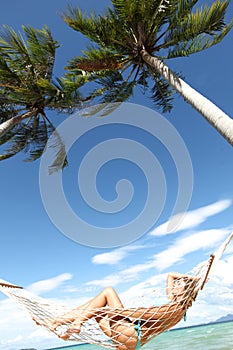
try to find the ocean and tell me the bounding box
[49,321,233,350]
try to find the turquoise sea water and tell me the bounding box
[48,321,233,350]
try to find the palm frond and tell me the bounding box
[137,67,150,91]
[149,66,175,113]
[45,130,68,174]
[63,6,106,44]
[161,0,232,51]
[67,49,126,72]
[63,5,135,52]
[0,124,18,146]
[167,22,232,57]
[111,0,139,22]
[0,114,67,170]
[22,25,59,81]
[165,0,199,26]
[0,124,30,160]
[0,25,28,57]
[111,0,175,49]
[0,55,19,86]
[0,24,59,93]
[0,103,17,123]
[44,76,86,111]
[98,77,136,104]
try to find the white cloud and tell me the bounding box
[150,199,231,236]
[90,199,232,270]
[27,273,73,295]
[92,244,144,265]
[86,228,231,289]
[211,255,233,285]
[87,200,233,291]
[86,262,152,288]
[152,228,230,270]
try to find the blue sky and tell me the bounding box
[0,1,233,349]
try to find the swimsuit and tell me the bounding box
[134,319,142,349]
[117,317,142,349]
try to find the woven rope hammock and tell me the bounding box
[1,232,232,350]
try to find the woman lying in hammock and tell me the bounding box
[35,272,201,350]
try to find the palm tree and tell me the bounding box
[0,25,86,167]
[63,0,233,146]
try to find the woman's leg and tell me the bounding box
[54,288,139,349]
[67,287,124,329]
[51,287,124,333]
[76,286,124,311]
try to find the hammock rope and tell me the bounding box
[0,232,232,349]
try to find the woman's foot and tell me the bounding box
[61,321,82,337]
[32,316,82,340]
[32,316,75,332]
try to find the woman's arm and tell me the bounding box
[166,272,183,300]
[112,301,183,323]
[116,307,152,320]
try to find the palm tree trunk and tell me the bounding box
[0,110,36,138]
[141,49,233,146]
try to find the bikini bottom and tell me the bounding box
[134,319,142,349]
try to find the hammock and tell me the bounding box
[0,232,232,349]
